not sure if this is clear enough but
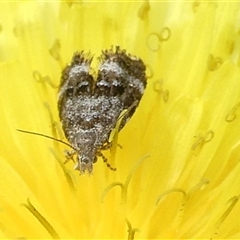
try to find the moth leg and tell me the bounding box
[101,141,122,150]
[101,141,112,150]
[97,151,117,171]
[117,143,122,149]
[63,149,76,164]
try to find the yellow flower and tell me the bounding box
[0,1,240,239]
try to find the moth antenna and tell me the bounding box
[17,129,76,151]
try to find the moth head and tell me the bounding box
[74,154,95,175]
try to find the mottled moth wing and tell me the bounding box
[58,52,94,141]
[96,47,147,131]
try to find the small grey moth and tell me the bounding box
[58,46,147,174]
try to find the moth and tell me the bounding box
[58,46,147,174]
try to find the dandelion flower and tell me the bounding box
[0,1,240,239]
